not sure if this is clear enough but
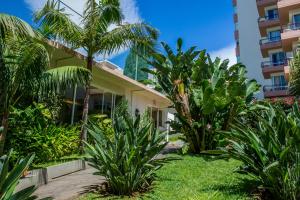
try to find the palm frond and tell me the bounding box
[97,23,159,56]
[0,13,36,39]
[40,66,91,95]
[34,0,82,48]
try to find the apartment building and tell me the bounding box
[233,0,300,99]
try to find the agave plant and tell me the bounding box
[0,151,52,200]
[85,103,170,195]
[220,103,300,200]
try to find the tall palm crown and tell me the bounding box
[35,0,159,149]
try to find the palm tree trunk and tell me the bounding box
[0,110,9,155]
[80,56,93,153]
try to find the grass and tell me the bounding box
[78,155,256,200]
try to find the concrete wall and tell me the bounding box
[236,0,270,98]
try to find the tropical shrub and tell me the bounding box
[6,104,80,164]
[85,104,170,195]
[35,0,158,149]
[0,13,90,155]
[145,38,259,153]
[220,103,300,200]
[0,151,51,200]
[88,114,114,141]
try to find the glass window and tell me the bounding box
[272,75,287,89]
[268,30,281,41]
[293,14,300,28]
[271,52,286,65]
[267,9,278,19]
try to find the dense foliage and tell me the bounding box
[0,151,51,200]
[146,38,259,153]
[5,104,80,164]
[35,0,158,149]
[0,13,90,155]
[85,104,170,195]
[220,103,300,200]
[289,47,300,95]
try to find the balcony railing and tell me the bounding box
[263,85,288,92]
[260,36,281,45]
[282,23,300,32]
[258,14,279,22]
[261,60,287,68]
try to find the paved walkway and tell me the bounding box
[34,167,104,200]
[34,141,184,200]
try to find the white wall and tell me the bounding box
[237,0,271,99]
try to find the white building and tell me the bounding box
[233,0,300,99]
[47,41,172,131]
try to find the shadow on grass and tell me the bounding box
[199,178,260,198]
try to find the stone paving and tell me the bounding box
[34,141,184,200]
[34,167,104,200]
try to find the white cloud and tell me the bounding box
[25,0,141,24]
[24,0,142,59]
[209,44,237,66]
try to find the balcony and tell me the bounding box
[263,85,289,98]
[256,0,278,16]
[261,60,287,78]
[232,0,237,6]
[258,15,281,36]
[260,37,282,57]
[281,23,300,51]
[234,30,239,40]
[278,0,300,23]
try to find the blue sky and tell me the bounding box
[0,0,236,67]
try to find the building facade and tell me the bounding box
[46,41,173,132]
[233,0,300,99]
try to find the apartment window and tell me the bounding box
[271,52,286,65]
[272,75,287,90]
[268,30,281,41]
[293,14,300,29]
[267,9,278,19]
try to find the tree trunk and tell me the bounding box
[79,56,93,153]
[0,110,9,155]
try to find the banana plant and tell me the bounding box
[145,38,259,153]
[0,151,52,200]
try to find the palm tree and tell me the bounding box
[0,14,91,155]
[35,0,158,150]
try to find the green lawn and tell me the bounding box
[78,155,256,200]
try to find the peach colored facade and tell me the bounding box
[234,0,300,99]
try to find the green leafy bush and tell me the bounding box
[6,104,80,164]
[0,150,51,200]
[88,114,114,141]
[220,103,300,200]
[145,38,259,153]
[85,104,170,195]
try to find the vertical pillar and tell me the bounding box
[71,84,77,125]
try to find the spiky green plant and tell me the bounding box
[35,0,158,150]
[84,103,170,195]
[220,103,300,200]
[0,151,52,200]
